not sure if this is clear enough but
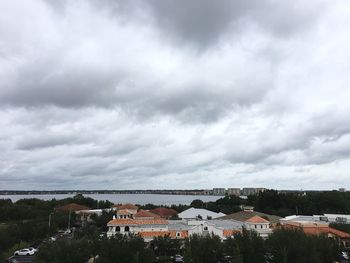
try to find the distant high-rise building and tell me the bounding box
[213,188,226,196]
[242,188,266,196]
[339,188,346,192]
[227,188,241,196]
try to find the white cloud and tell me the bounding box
[0,0,350,190]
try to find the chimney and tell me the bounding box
[113,215,116,220]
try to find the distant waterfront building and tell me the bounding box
[213,188,226,195]
[242,188,266,196]
[227,188,241,196]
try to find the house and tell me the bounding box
[107,217,170,242]
[244,215,272,238]
[150,207,178,219]
[167,219,244,240]
[178,208,226,220]
[107,205,172,241]
[281,221,350,248]
[112,203,138,212]
[218,207,281,227]
[112,203,139,219]
[134,209,161,220]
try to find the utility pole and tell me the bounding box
[68,208,72,230]
[48,212,54,236]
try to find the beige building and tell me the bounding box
[227,188,241,196]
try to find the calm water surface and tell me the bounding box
[0,194,223,205]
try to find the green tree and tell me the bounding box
[184,234,223,263]
[234,229,266,263]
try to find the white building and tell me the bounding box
[281,214,350,225]
[213,188,226,196]
[323,214,350,224]
[178,208,226,220]
[107,217,170,241]
[243,215,272,239]
[227,188,241,196]
[168,219,244,240]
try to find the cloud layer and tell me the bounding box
[1,0,350,190]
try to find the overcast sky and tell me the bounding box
[1,0,350,190]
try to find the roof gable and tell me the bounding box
[245,215,270,223]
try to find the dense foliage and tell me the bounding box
[248,190,350,216]
[32,228,343,263]
[0,194,112,260]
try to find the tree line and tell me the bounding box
[33,227,343,263]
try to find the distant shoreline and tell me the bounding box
[0,190,216,196]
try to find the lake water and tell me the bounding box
[0,194,223,205]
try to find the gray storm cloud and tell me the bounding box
[0,0,350,190]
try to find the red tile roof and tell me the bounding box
[150,208,178,218]
[108,219,139,225]
[223,229,241,237]
[117,209,131,215]
[55,203,91,212]
[282,222,350,238]
[245,215,270,223]
[108,218,169,226]
[112,203,139,210]
[134,209,161,219]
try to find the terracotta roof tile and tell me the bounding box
[107,219,138,225]
[169,230,188,238]
[55,203,91,212]
[223,229,241,237]
[112,203,139,210]
[219,211,281,223]
[134,209,161,219]
[282,223,350,238]
[108,218,169,226]
[245,215,270,223]
[150,208,178,218]
[117,209,131,215]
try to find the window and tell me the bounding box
[116,226,120,232]
[125,226,130,232]
[176,232,181,237]
[204,226,208,231]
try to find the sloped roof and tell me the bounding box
[218,211,281,223]
[108,218,168,226]
[245,215,270,223]
[55,203,91,212]
[134,209,161,219]
[178,208,226,219]
[113,203,139,210]
[138,231,171,238]
[150,207,178,218]
[283,222,350,238]
[117,209,131,215]
[107,218,138,225]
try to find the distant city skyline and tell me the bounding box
[1,0,350,190]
